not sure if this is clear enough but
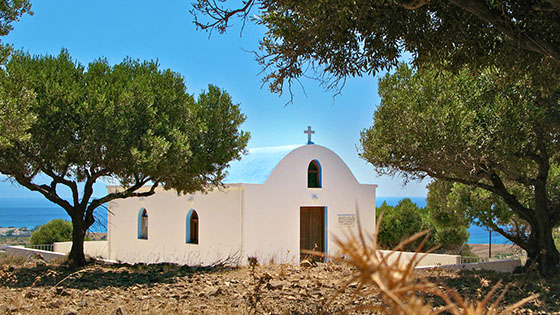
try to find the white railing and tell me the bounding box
[24,244,54,252]
[460,256,489,264]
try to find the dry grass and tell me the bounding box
[0,254,556,314]
[320,214,539,314]
[0,253,29,266]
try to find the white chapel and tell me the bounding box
[106,127,377,265]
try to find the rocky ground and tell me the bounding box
[1,254,559,314]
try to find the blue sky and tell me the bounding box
[2,0,428,197]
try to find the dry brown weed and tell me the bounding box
[308,213,539,314]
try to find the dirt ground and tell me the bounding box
[0,255,559,314]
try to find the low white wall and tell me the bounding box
[53,241,108,259]
[4,246,67,262]
[377,250,461,267]
[417,259,522,273]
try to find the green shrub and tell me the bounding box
[377,198,470,254]
[30,219,73,245]
[377,199,427,251]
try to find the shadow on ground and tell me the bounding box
[423,268,560,313]
[0,260,233,289]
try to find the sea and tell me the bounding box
[0,196,510,244]
[0,197,108,233]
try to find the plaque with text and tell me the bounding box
[337,214,356,227]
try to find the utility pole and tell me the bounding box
[488,229,492,260]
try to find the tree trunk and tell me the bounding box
[525,218,560,275]
[68,215,87,267]
[525,175,560,274]
[525,239,559,275]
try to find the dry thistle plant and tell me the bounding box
[320,213,538,314]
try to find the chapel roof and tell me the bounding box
[224,144,303,184]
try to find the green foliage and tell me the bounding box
[361,64,559,206]
[0,49,249,266]
[377,199,425,251]
[0,0,32,37]
[425,180,475,253]
[0,63,36,149]
[0,0,34,148]
[30,219,73,245]
[192,0,560,95]
[377,198,470,253]
[433,180,528,243]
[0,0,32,63]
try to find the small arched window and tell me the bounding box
[138,208,148,239]
[307,160,322,188]
[186,209,199,244]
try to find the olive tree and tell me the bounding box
[0,50,249,266]
[360,64,560,273]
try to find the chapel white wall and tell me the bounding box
[241,145,377,264]
[107,145,377,266]
[107,186,243,265]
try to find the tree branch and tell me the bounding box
[424,170,535,223]
[535,0,560,11]
[486,221,528,250]
[80,166,109,210]
[86,179,160,217]
[486,172,536,224]
[4,171,74,213]
[449,0,560,61]
[41,167,80,207]
[9,141,81,207]
[396,0,430,10]
[192,0,255,33]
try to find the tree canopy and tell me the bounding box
[0,0,33,148]
[0,50,249,266]
[0,0,32,63]
[192,0,560,95]
[360,63,560,273]
[427,179,520,241]
[377,199,425,251]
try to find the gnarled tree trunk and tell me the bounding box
[525,214,560,274]
[68,212,88,268]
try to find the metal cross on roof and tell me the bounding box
[304,126,315,145]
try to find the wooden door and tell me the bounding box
[300,207,325,261]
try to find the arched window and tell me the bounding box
[138,208,148,239]
[307,160,322,188]
[186,209,199,244]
